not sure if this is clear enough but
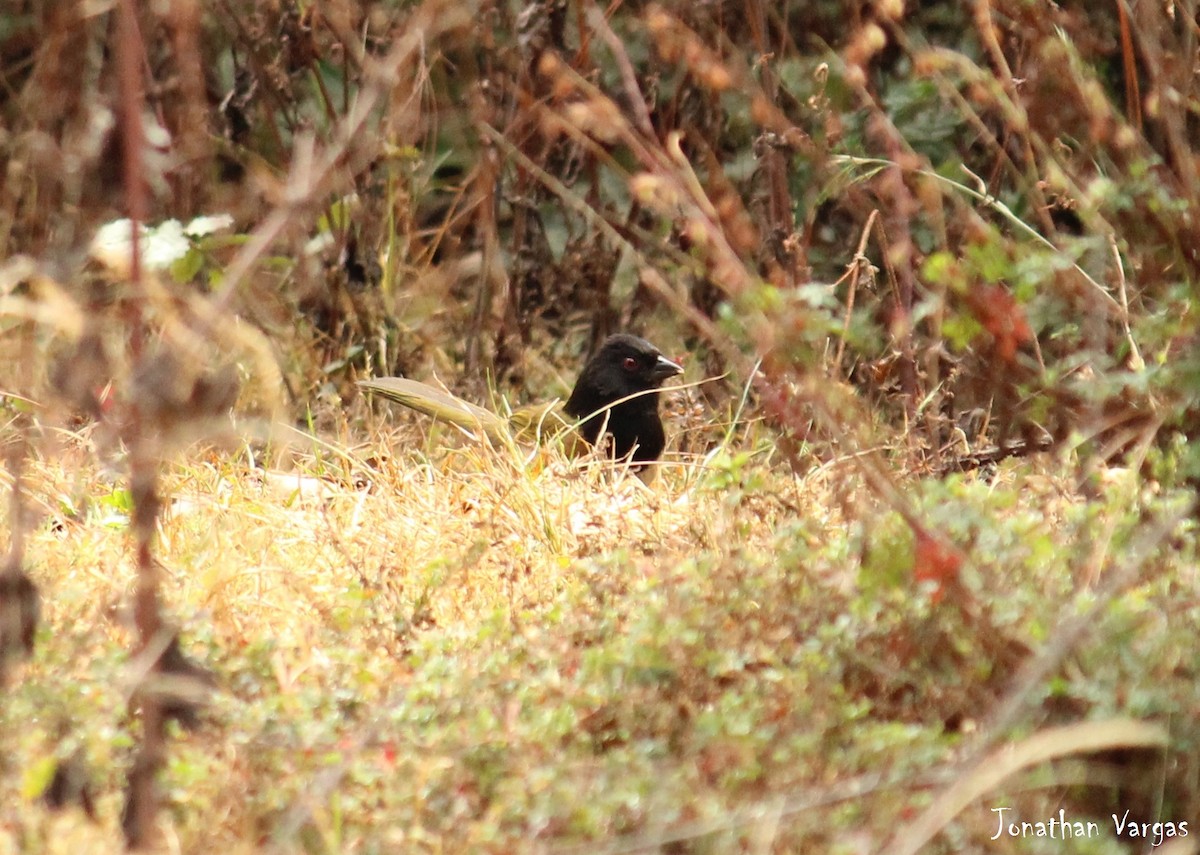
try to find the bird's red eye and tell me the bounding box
[623,356,637,371]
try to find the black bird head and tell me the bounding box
[564,334,683,464]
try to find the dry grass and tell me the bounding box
[5,400,1196,852]
[3,404,814,849]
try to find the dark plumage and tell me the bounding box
[563,334,682,464]
[359,333,683,471]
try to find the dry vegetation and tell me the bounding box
[2,0,1200,852]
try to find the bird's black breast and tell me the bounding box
[579,395,665,463]
[563,333,678,466]
[615,402,666,462]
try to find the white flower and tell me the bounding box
[90,214,234,275]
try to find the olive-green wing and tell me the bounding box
[509,401,602,458]
[507,400,569,441]
[358,377,508,443]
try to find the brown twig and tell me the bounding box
[114,0,167,846]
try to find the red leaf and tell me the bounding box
[966,284,1032,362]
[912,528,963,602]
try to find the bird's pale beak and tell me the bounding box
[652,354,684,383]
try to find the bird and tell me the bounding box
[359,333,683,472]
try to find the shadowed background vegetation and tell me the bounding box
[1,0,1198,851]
